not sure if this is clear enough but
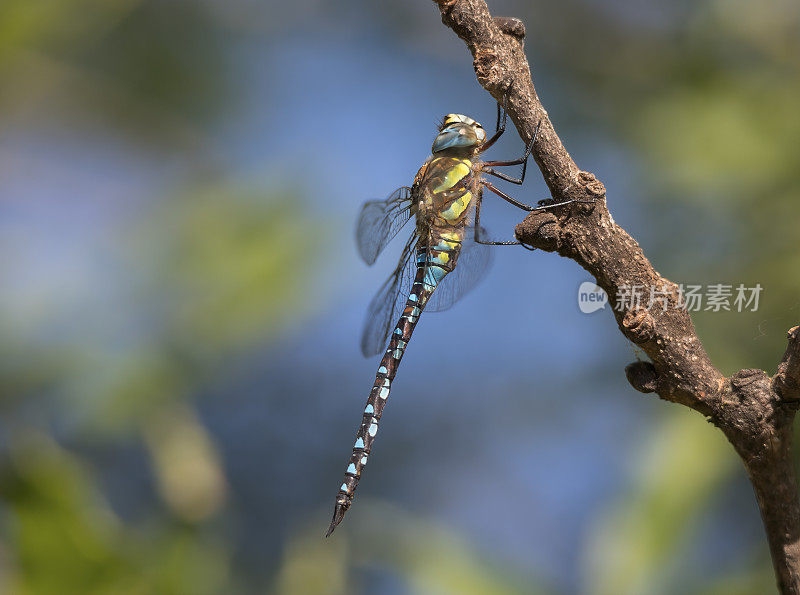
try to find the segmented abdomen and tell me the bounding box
[327,156,476,536]
[327,236,461,536]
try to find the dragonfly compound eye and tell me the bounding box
[432,123,483,153]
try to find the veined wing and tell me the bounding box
[355,187,414,265]
[426,227,493,313]
[360,232,418,357]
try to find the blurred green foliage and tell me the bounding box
[0,1,315,590]
[584,411,738,594]
[0,182,321,591]
[275,503,552,595]
[0,432,230,594]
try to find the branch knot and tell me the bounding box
[622,307,656,343]
[473,50,501,88]
[493,16,526,40]
[625,360,658,393]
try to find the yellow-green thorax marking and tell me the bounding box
[419,112,486,238]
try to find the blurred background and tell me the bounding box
[1,0,798,593]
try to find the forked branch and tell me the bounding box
[432,0,800,591]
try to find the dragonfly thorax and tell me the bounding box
[432,113,486,155]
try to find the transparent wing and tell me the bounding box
[355,187,414,265]
[426,227,493,313]
[360,232,418,357]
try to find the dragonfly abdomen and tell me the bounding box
[326,243,459,536]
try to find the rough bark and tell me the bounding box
[432,0,800,591]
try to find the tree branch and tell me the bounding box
[433,0,800,591]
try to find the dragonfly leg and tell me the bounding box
[478,183,596,249]
[482,120,541,185]
[474,192,527,246]
[482,180,536,211]
[479,102,507,152]
[482,181,595,213]
[483,166,526,185]
[533,197,597,210]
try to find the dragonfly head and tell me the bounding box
[432,114,486,154]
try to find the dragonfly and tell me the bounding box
[327,103,587,536]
